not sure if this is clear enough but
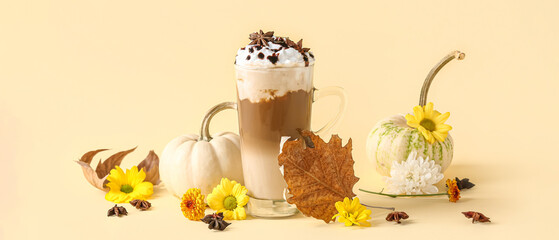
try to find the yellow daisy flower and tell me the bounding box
[405,102,452,144]
[105,166,153,203]
[207,178,249,220]
[180,188,206,220]
[332,197,372,227]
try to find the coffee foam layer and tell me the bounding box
[236,66,313,102]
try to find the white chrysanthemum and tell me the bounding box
[383,151,444,194]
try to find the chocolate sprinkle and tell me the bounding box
[257,52,265,59]
[249,47,254,53]
[255,45,262,51]
[309,52,314,58]
[246,55,251,60]
[267,54,278,64]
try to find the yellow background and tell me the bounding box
[1,0,557,239]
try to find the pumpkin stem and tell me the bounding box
[200,102,237,141]
[419,51,465,106]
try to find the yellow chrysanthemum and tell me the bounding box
[405,102,452,144]
[105,166,153,203]
[207,178,249,220]
[180,188,206,220]
[332,197,372,227]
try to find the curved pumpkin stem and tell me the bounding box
[200,102,237,141]
[419,51,465,106]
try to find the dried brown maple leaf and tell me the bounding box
[76,147,160,191]
[278,130,359,223]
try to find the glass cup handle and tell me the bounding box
[200,102,237,141]
[312,86,348,135]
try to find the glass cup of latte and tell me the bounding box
[207,31,346,217]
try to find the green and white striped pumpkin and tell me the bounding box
[366,51,464,176]
[366,115,453,176]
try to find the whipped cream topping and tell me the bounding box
[234,31,315,102]
[235,35,315,68]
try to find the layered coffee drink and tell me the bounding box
[235,31,315,200]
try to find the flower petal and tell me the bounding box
[418,126,435,144]
[130,181,153,200]
[125,166,139,186]
[233,206,247,220]
[432,131,447,142]
[105,182,121,191]
[435,123,452,132]
[236,194,249,207]
[434,112,450,123]
[424,102,434,118]
[207,191,225,211]
[105,191,128,203]
[131,168,147,187]
[413,105,424,120]
[335,201,345,213]
[106,166,126,186]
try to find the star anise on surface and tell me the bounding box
[462,211,491,223]
[386,211,409,223]
[201,212,231,231]
[130,199,151,210]
[455,177,475,190]
[249,30,274,46]
[107,204,128,217]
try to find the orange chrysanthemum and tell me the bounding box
[446,179,461,202]
[180,188,206,220]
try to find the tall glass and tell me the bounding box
[234,64,346,217]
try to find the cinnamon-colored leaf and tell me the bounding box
[278,130,359,223]
[138,150,160,185]
[76,149,110,190]
[95,147,136,178]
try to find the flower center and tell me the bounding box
[186,200,194,209]
[223,195,237,210]
[406,173,415,181]
[120,184,134,193]
[420,119,436,131]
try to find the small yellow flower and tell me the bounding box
[207,178,249,220]
[180,188,206,220]
[446,179,461,202]
[105,166,153,203]
[332,197,371,227]
[405,102,452,144]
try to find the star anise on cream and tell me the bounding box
[249,30,274,46]
[285,38,310,54]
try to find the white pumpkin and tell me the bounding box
[366,114,454,176]
[160,102,244,197]
[366,51,464,176]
